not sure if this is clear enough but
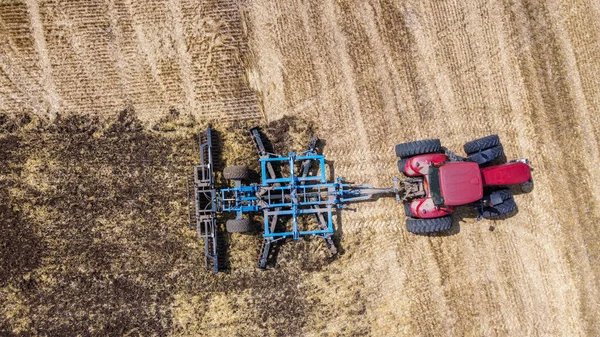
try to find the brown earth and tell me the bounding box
[1,0,600,336]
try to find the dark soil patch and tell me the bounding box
[0,112,319,337]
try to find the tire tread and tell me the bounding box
[464,135,500,155]
[395,139,441,158]
[405,216,453,234]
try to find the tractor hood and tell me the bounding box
[438,162,483,206]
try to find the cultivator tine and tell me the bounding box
[314,207,337,255]
[250,127,287,269]
[299,137,338,256]
[257,209,283,269]
[299,138,317,177]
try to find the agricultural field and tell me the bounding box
[1,0,600,336]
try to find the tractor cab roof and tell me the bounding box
[436,162,483,206]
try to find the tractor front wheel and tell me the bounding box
[405,216,452,234]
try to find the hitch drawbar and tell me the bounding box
[188,126,399,273]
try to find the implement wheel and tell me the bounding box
[226,219,252,233]
[223,165,249,180]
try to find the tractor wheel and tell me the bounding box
[479,198,517,219]
[403,202,415,217]
[223,165,249,180]
[405,216,453,234]
[467,145,504,166]
[226,218,252,233]
[395,139,441,158]
[397,158,409,174]
[463,134,501,155]
[490,189,512,202]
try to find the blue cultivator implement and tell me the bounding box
[189,126,398,273]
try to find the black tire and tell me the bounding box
[223,165,249,180]
[226,218,252,233]
[491,189,512,202]
[520,179,534,193]
[397,158,408,174]
[467,145,504,166]
[395,139,441,158]
[403,202,415,217]
[405,216,453,234]
[464,135,500,155]
[479,198,517,219]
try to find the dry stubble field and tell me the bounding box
[1,0,600,336]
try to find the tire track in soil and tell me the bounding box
[296,10,342,126]
[375,1,424,143]
[493,1,593,334]
[343,3,468,334]
[320,0,373,163]
[243,1,289,122]
[558,1,600,324]
[413,2,514,333]
[106,0,130,104]
[2,0,261,122]
[387,2,477,335]
[332,1,403,237]
[460,0,559,333]
[25,0,60,119]
[0,39,38,113]
[532,3,600,332]
[167,0,197,116]
[0,3,46,114]
[124,0,170,112]
[57,3,111,117]
[502,0,599,334]
[546,0,600,209]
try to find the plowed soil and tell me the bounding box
[1,0,600,336]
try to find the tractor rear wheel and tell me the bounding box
[463,134,501,155]
[489,189,512,202]
[467,145,504,166]
[223,165,249,180]
[395,139,441,158]
[405,216,452,234]
[226,218,252,233]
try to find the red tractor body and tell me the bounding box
[403,155,531,220]
[481,162,531,186]
[396,135,533,233]
[439,162,483,205]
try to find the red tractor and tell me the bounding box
[396,135,532,234]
